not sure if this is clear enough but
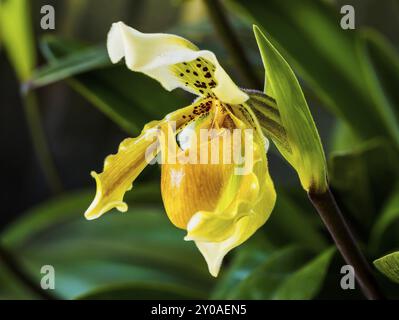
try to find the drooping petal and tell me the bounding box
[184,109,276,277]
[107,21,248,104]
[85,102,202,220]
[85,121,160,221]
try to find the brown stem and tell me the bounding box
[203,0,262,89]
[308,187,384,300]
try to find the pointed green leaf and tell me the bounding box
[253,25,327,192]
[374,252,399,284]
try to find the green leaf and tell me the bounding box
[1,185,213,299]
[253,25,327,192]
[0,0,36,80]
[357,30,399,147]
[374,252,399,284]
[230,0,392,143]
[271,248,335,299]
[219,246,335,300]
[370,184,399,253]
[32,36,187,134]
[26,45,110,90]
[77,282,204,300]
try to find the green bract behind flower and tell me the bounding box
[253,25,327,193]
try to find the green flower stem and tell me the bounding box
[203,0,262,89]
[0,243,57,300]
[308,187,384,300]
[22,91,62,194]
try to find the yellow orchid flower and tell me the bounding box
[84,22,276,277]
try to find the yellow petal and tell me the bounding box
[85,102,202,220]
[195,216,255,277]
[185,170,260,242]
[184,107,276,277]
[194,173,275,277]
[84,121,160,220]
[107,21,248,104]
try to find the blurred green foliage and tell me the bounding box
[1,0,399,299]
[0,0,36,80]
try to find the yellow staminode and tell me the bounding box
[85,22,276,277]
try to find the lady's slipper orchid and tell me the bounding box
[84,22,277,277]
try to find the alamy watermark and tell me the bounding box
[143,122,256,176]
[340,265,356,290]
[40,265,55,290]
[340,5,355,30]
[40,5,55,30]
